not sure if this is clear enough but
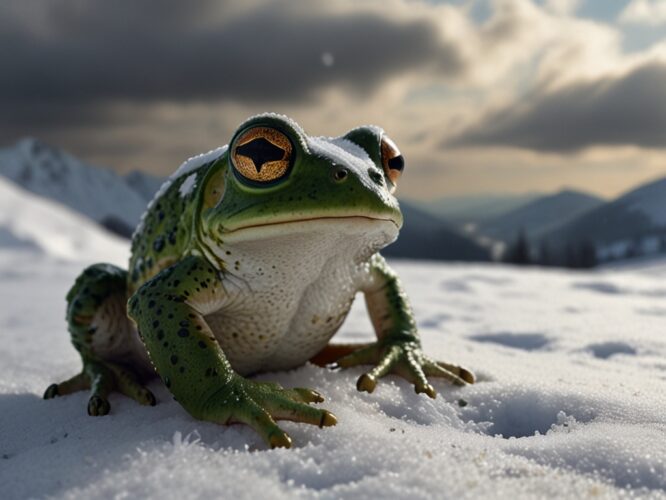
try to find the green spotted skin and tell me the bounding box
[128,256,230,413]
[45,113,474,448]
[128,166,209,292]
[66,263,128,357]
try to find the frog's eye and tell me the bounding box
[380,135,404,193]
[231,126,293,184]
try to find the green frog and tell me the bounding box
[44,114,474,448]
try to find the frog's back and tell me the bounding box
[128,147,227,291]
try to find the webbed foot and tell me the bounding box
[201,377,336,449]
[334,340,475,398]
[44,360,156,415]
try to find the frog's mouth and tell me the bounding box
[223,215,400,234]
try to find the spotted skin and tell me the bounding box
[44,264,155,414]
[44,113,474,448]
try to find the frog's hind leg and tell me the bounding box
[44,263,155,415]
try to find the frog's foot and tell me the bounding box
[334,340,475,398]
[202,378,337,449]
[44,360,156,415]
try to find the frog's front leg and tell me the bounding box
[335,254,475,397]
[128,255,336,449]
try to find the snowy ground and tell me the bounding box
[2,241,666,498]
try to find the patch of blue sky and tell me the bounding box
[422,0,493,23]
[576,0,630,22]
[620,24,666,53]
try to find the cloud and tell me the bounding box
[2,0,665,201]
[444,62,666,152]
[619,0,666,26]
[0,0,464,106]
[544,0,581,15]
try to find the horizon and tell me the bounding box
[9,133,666,204]
[2,1,666,200]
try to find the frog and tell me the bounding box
[44,113,474,448]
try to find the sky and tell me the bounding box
[1,0,666,200]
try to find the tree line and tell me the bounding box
[502,230,597,269]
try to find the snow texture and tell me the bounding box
[0,177,128,262]
[178,173,198,198]
[2,209,666,499]
[308,136,374,168]
[0,138,151,229]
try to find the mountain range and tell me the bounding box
[0,138,162,237]
[477,189,605,243]
[411,192,542,224]
[538,178,666,261]
[0,138,490,262]
[3,137,666,265]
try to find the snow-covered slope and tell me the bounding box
[1,227,666,498]
[0,176,128,264]
[0,138,150,230]
[479,189,603,242]
[541,177,666,257]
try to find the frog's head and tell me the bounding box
[197,113,405,262]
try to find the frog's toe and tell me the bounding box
[285,387,325,404]
[356,373,378,393]
[43,372,90,399]
[253,384,337,428]
[43,384,59,399]
[264,396,337,428]
[231,399,293,449]
[268,430,293,449]
[394,355,437,398]
[435,361,475,384]
[334,344,378,369]
[355,345,401,393]
[110,365,157,406]
[87,395,111,416]
[423,359,471,387]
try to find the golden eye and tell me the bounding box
[231,127,293,184]
[380,135,404,192]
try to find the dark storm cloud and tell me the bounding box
[445,62,666,152]
[0,1,463,107]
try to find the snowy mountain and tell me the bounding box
[0,138,155,236]
[540,177,666,260]
[479,189,604,243]
[411,192,541,224]
[0,176,128,263]
[384,202,491,262]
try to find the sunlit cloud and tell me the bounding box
[619,0,666,26]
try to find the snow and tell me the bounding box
[0,177,128,262]
[2,216,666,498]
[178,173,198,198]
[0,138,150,229]
[169,145,228,183]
